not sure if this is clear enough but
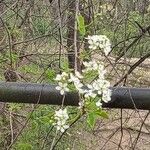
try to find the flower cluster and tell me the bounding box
[86,35,111,55]
[55,72,69,95]
[55,71,84,95]
[54,35,112,132]
[69,72,84,93]
[82,60,111,107]
[55,60,111,108]
[53,108,69,133]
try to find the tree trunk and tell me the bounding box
[0,1,6,51]
[67,0,81,71]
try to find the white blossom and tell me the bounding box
[78,101,85,109]
[102,89,112,103]
[98,64,106,78]
[54,34,112,123]
[96,100,102,107]
[82,60,111,104]
[54,108,69,119]
[68,73,79,83]
[55,74,62,81]
[55,72,68,81]
[86,35,111,55]
[54,108,69,133]
[69,73,84,93]
[82,60,99,72]
[56,82,69,95]
[86,35,100,50]
[84,89,97,98]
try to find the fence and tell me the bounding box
[0,82,149,110]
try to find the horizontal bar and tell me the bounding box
[0,82,149,110]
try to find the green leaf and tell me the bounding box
[86,100,98,111]
[39,116,50,124]
[96,110,109,119]
[77,14,86,36]
[45,69,56,82]
[60,59,70,72]
[100,111,109,119]
[8,103,22,111]
[87,112,96,128]
[17,143,33,150]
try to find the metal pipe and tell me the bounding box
[0,82,149,110]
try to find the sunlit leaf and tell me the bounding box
[87,112,96,128]
[77,14,86,36]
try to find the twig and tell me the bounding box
[114,52,150,86]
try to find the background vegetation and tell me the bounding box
[0,0,150,149]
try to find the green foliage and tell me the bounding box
[87,109,108,128]
[86,100,108,128]
[16,143,33,150]
[87,112,96,128]
[8,103,23,112]
[33,18,50,35]
[12,106,55,149]
[45,69,56,83]
[0,1,149,150]
[60,58,70,72]
[83,70,98,83]
[77,14,86,36]
[93,10,150,57]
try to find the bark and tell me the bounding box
[0,1,5,50]
[67,0,81,71]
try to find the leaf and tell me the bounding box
[100,111,109,119]
[39,116,50,124]
[31,120,38,130]
[45,69,56,82]
[17,143,33,150]
[86,100,97,111]
[87,112,96,128]
[60,59,70,72]
[96,110,109,119]
[77,14,86,36]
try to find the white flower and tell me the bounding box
[54,108,69,133]
[78,101,85,109]
[57,124,69,133]
[78,88,86,94]
[96,101,102,107]
[102,80,110,90]
[92,80,102,94]
[83,61,106,74]
[54,108,69,120]
[74,82,83,91]
[82,61,99,72]
[61,72,68,77]
[102,89,112,103]
[104,44,111,55]
[86,84,97,98]
[55,72,68,81]
[86,35,100,50]
[69,73,79,83]
[56,82,69,95]
[69,73,84,92]
[86,35,111,55]
[98,64,106,78]
[84,89,97,98]
[55,74,62,81]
